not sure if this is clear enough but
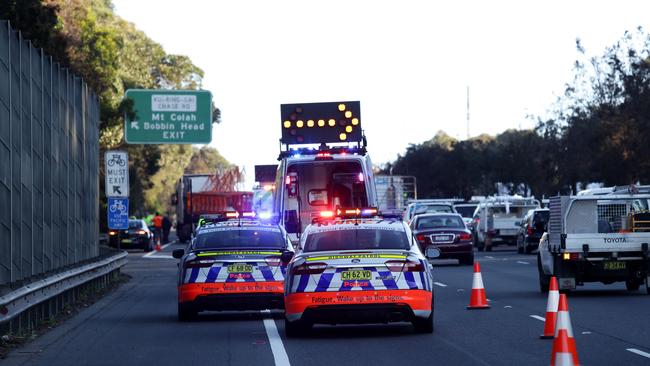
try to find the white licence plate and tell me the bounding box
[432,235,453,242]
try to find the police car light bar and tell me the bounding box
[225,212,239,218]
[241,212,256,218]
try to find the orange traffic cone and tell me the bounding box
[541,276,559,339]
[467,262,490,309]
[550,294,579,366]
[155,241,162,251]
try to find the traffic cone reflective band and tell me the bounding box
[467,262,490,309]
[155,242,162,251]
[541,276,559,339]
[550,294,579,366]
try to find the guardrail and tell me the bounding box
[0,252,127,324]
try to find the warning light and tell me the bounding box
[339,133,347,141]
[307,120,314,127]
[284,121,291,128]
[345,111,352,118]
[296,120,304,128]
[328,119,336,127]
[351,118,359,125]
[318,119,325,127]
[345,126,353,133]
[320,211,335,218]
[338,104,346,111]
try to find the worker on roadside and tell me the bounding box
[152,212,163,246]
[162,215,172,244]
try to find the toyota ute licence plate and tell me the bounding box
[341,270,372,280]
[228,264,253,273]
[603,261,626,270]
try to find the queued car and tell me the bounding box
[411,213,474,265]
[172,216,294,321]
[515,208,549,254]
[453,202,479,228]
[108,219,153,252]
[403,200,458,224]
[284,208,439,336]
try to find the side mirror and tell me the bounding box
[425,247,441,259]
[172,249,185,259]
[281,251,294,263]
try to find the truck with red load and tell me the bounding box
[173,173,253,243]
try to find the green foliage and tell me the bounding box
[185,147,232,174]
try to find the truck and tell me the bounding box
[272,101,378,243]
[538,186,650,293]
[374,175,417,216]
[173,174,253,242]
[472,196,540,250]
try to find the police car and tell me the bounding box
[172,213,294,321]
[284,208,440,336]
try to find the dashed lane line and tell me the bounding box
[261,310,291,366]
[529,315,546,322]
[485,256,494,259]
[143,242,174,258]
[516,261,529,265]
[433,282,448,287]
[627,348,650,359]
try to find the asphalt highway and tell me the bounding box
[4,244,650,366]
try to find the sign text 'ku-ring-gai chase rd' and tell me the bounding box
[124,89,213,144]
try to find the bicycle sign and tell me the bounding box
[108,198,129,229]
[105,150,129,197]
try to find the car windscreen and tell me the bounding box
[416,215,465,229]
[417,204,453,213]
[454,205,476,218]
[303,228,410,252]
[193,227,285,250]
[128,220,142,229]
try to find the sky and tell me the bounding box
[112,0,650,188]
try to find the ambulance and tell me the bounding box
[283,208,440,336]
[272,101,379,244]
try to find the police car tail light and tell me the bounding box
[291,262,327,275]
[265,256,282,266]
[385,260,424,272]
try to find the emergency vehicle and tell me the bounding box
[172,213,294,320]
[283,208,440,336]
[273,101,378,244]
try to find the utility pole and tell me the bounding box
[466,85,470,139]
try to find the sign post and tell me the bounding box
[124,89,213,144]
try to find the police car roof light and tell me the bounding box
[225,211,239,218]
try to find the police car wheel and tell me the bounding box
[285,319,311,337]
[178,303,197,322]
[625,279,641,292]
[538,256,550,293]
[412,300,434,333]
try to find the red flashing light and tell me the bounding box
[320,211,335,218]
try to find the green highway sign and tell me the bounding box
[124,89,213,144]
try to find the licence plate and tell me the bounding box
[432,235,453,242]
[121,239,132,244]
[603,261,626,270]
[341,270,371,280]
[228,264,253,273]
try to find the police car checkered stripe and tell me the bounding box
[290,265,429,293]
[184,261,285,284]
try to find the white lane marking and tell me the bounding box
[516,261,529,265]
[627,348,650,359]
[261,310,291,366]
[433,282,447,287]
[142,254,174,259]
[581,331,592,335]
[485,256,494,259]
[504,305,512,309]
[530,315,546,322]
[143,242,174,258]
